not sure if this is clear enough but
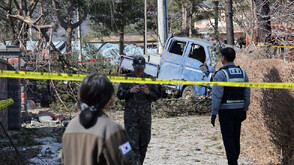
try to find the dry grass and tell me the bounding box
[235,48,294,165]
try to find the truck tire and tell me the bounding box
[182,86,197,99]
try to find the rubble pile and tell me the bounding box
[151,97,211,118]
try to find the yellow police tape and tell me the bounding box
[0,70,293,89]
[0,98,14,110]
[257,43,294,49]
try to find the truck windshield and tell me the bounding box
[169,41,186,56]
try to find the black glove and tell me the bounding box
[211,115,216,127]
[241,111,247,121]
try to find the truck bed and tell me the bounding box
[119,55,159,77]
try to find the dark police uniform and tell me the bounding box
[117,72,159,165]
[212,62,250,165]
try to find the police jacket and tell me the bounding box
[211,62,250,115]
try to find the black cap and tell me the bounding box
[133,55,146,69]
[221,47,235,62]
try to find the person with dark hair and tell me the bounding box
[117,55,160,165]
[62,74,134,165]
[211,47,250,165]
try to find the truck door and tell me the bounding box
[181,42,208,96]
[158,40,187,81]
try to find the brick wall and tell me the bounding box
[7,74,21,129]
[0,60,21,132]
[0,46,21,132]
[0,62,8,134]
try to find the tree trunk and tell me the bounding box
[254,0,271,43]
[9,19,19,46]
[182,4,187,36]
[66,27,72,58]
[119,21,125,55]
[225,0,234,45]
[52,0,92,58]
[188,13,192,37]
[214,1,219,41]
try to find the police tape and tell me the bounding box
[0,98,14,110]
[77,57,114,64]
[257,43,294,48]
[0,70,86,81]
[0,70,293,89]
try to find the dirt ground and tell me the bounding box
[0,109,258,165]
[108,110,257,165]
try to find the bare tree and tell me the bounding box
[89,0,144,55]
[7,7,54,42]
[254,0,271,43]
[0,0,41,46]
[0,0,18,45]
[269,0,293,46]
[51,0,92,58]
[233,0,256,47]
[7,0,79,72]
[175,0,205,37]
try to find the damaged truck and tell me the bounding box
[119,36,222,98]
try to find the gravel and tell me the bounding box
[108,111,258,165]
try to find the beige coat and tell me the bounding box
[62,113,133,165]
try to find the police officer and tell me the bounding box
[211,47,250,165]
[117,55,160,165]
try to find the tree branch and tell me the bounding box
[40,30,78,72]
[13,0,20,10]
[29,0,39,16]
[71,6,89,29]
[51,80,70,111]
[21,0,28,16]
[51,0,68,29]
[5,10,79,71]
[7,14,54,31]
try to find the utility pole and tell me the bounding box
[157,0,168,54]
[144,0,147,55]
